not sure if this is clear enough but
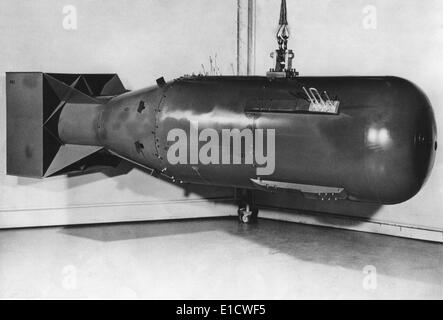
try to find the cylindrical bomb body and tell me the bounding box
[58,102,104,146]
[59,75,437,204]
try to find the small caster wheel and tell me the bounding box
[237,204,258,224]
[238,209,252,223]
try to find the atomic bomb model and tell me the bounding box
[6,0,437,222]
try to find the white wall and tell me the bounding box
[253,0,443,232]
[0,0,238,228]
[1,0,443,240]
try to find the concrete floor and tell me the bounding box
[0,218,442,299]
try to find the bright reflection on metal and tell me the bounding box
[367,127,392,149]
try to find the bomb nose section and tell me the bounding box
[365,77,437,204]
[389,82,437,204]
[413,97,437,188]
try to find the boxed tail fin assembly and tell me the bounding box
[6,72,127,178]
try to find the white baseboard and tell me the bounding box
[0,198,236,229]
[2,199,443,243]
[258,207,443,243]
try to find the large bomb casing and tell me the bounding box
[58,75,437,204]
[6,73,437,205]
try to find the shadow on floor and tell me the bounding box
[60,217,443,286]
